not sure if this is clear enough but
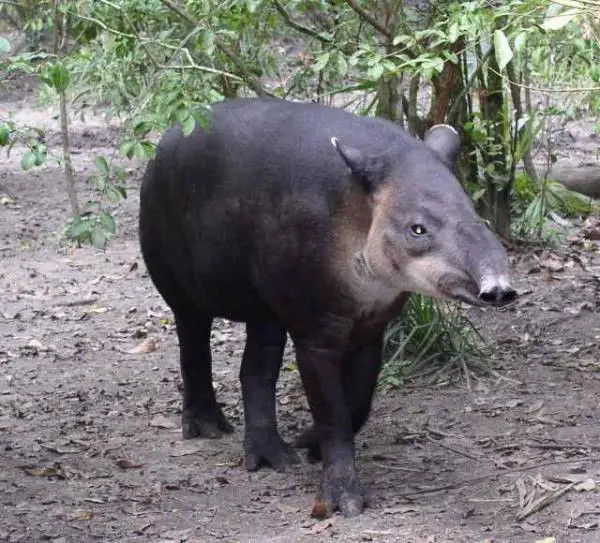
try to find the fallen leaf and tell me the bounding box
[574,478,596,491]
[278,504,301,514]
[149,414,177,429]
[23,463,66,479]
[527,400,545,413]
[84,305,109,315]
[40,444,80,454]
[116,458,143,470]
[535,538,556,543]
[518,521,538,532]
[24,339,50,352]
[71,509,93,521]
[128,338,157,354]
[310,519,334,534]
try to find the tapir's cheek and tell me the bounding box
[402,256,452,297]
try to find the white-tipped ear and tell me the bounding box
[424,124,461,165]
[330,136,387,194]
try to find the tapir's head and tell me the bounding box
[331,125,517,307]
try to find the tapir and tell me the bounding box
[139,98,516,518]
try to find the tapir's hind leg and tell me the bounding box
[240,320,300,471]
[174,311,234,439]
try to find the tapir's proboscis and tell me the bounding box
[139,98,517,519]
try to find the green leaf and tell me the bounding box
[314,52,330,72]
[99,211,116,234]
[51,62,70,92]
[0,36,10,54]
[514,32,527,52]
[180,115,196,137]
[34,147,46,166]
[95,156,110,176]
[0,123,10,146]
[120,141,135,160]
[493,30,513,70]
[70,217,92,237]
[21,151,37,171]
[541,9,578,31]
[91,227,107,249]
[106,185,123,204]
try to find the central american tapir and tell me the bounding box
[139,98,517,518]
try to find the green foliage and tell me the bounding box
[513,175,596,240]
[0,120,47,170]
[380,295,484,390]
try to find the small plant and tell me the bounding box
[381,295,485,390]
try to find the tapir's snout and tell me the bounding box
[477,275,518,307]
[478,284,518,306]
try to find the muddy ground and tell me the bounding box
[1,75,600,543]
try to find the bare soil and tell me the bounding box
[2,76,600,543]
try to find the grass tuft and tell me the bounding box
[380,294,486,391]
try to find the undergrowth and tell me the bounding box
[381,294,486,390]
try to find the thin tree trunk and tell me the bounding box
[52,0,79,217]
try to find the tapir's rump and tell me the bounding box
[139,98,516,518]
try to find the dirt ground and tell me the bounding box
[2,75,600,543]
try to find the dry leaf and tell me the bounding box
[116,458,143,470]
[71,509,93,521]
[574,478,596,491]
[310,519,334,534]
[84,305,109,315]
[128,338,157,354]
[25,339,50,352]
[23,463,66,479]
[149,414,177,429]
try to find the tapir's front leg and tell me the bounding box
[293,324,363,519]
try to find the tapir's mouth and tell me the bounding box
[439,275,517,308]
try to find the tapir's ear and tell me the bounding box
[330,137,386,193]
[423,124,461,165]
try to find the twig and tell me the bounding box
[158,0,268,97]
[526,438,600,451]
[344,0,391,38]
[57,296,100,307]
[272,0,332,44]
[516,481,576,521]
[488,64,600,93]
[372,462,424,473]
[398,456,600,497]
[426,435,481,462]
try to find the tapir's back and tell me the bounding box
[149,99,412,199]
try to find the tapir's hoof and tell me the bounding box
[181,407,234,439]
[311,490,364,519]
[244,430,301,472]
[311,471,364,519]
[294,426,321,463]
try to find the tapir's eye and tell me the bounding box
[410,224,427,236]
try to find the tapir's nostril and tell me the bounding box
[478,285,518,306]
